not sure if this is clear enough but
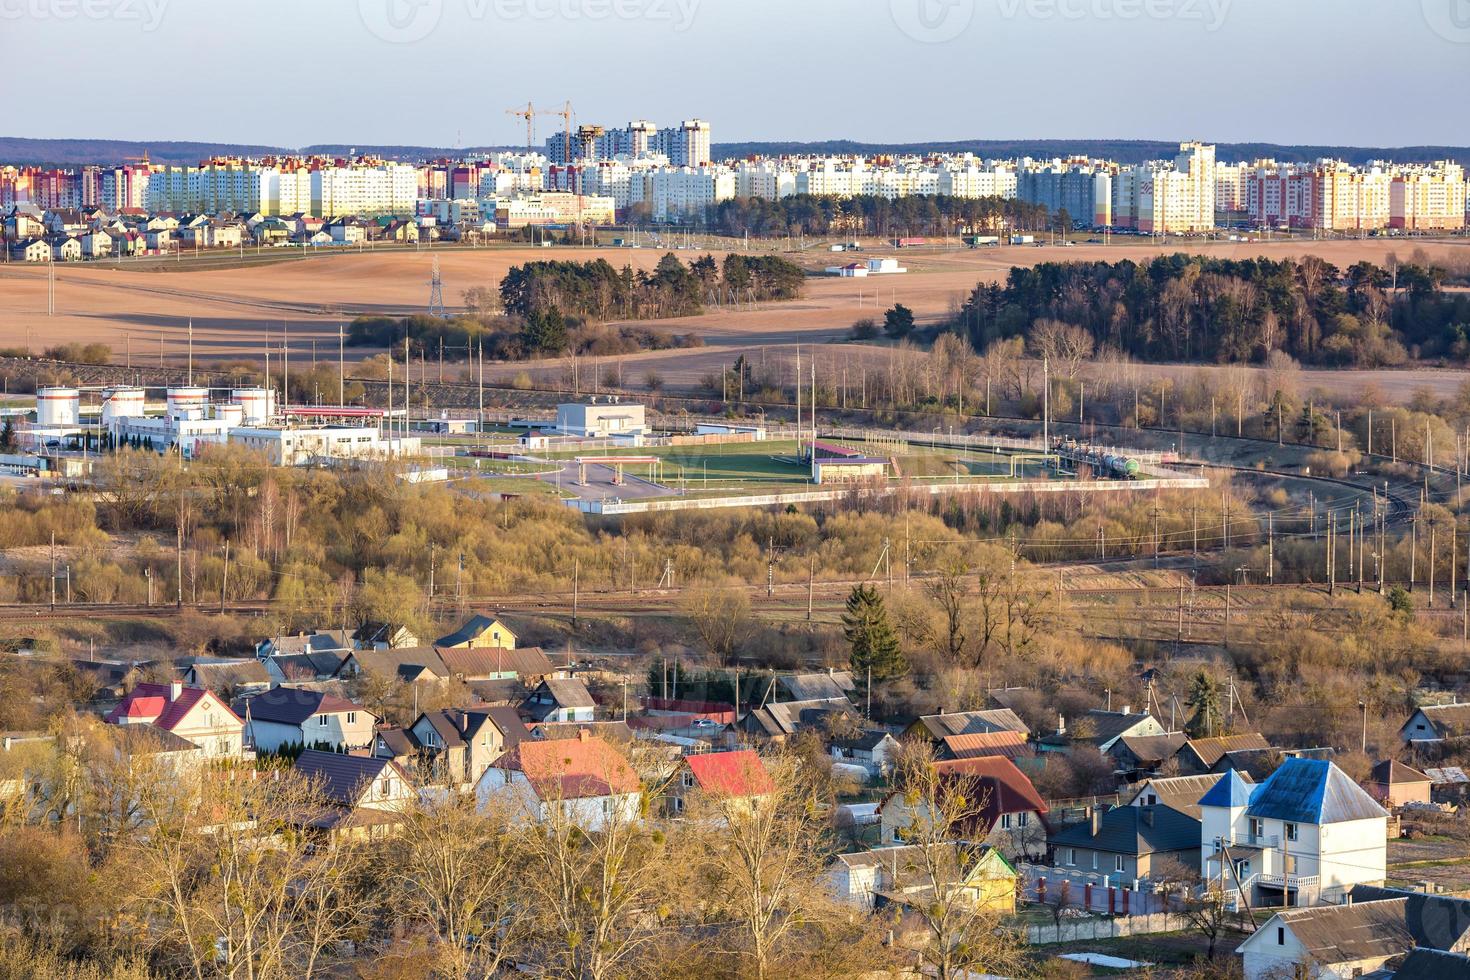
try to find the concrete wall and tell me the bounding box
[1026,912,1190,945]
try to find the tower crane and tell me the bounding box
[504,102,536,154]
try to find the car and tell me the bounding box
[690,718,723,731]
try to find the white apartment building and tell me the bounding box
[98,166,150,210]
[1391,163,1467,230]
[1175,142,1217,231]
[734,161,797,201]
[311,164,418,217]
[662,119,712,168]
[938,165,1018,200]
[650,166,735,221]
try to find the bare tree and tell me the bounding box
[680,579,751,665]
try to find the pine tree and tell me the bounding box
[1186,671,1223,738]
[842,584,907,682]
[0,416,14,452]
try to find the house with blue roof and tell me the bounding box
[1199,758,1388,908]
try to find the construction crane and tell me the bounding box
[538,100,574,165]
[504,102,536,154]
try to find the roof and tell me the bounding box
[1081,710,1158,746]
[1185,732,1272,766]
[743,699,858,737]
[684,750,775,798]
[1407,703,1470,739]
[941,730,1031,761]
[269,650,347,681]
[347,647,449,681]
[437,646,553,680]
[1258,900,1415,963]
[1370,759,1431,785]
[1425,766,1470,785]
[433,614,515,648]
[916,708,1030,739]
[532,721,632,744]
[236,687,367,727]
[493,734,639,800]
[1246,758,1388,825]
[113,724,198,754]
[1114,732,1188,765]
[105,683,238,732]
[773,671,854,703]
[294,750,402,807]
[832,729,900,752]
[186,660,269,690]
[1050,805,1201,856]
[521,678,596,721]
[1128,773,1244,820]
[1199,768,1255,809]
[264,631,350,657]
[1393,948,1470,980]
[929,756,1050,818]
[1349,886,1470,951]
[375,726,417,758]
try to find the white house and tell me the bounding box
[1200,760,1388,908]
[293,749,415,840]
[104,682,245,760]
[475,731,641,831]
[52,237,82,261]
[235,686,376,753]
[1400,702,1470,747]
[829,730,902,779]
[521,678,596,724]
[554,400,646,439]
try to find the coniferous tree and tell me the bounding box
[1186,671,1223,738]
[842,584,907,681]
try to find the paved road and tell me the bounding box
[535,460,676,503]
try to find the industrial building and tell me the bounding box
[554,399,647,440]
[23,385,417,466]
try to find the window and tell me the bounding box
[1066,848,1076,866]
[317,714,328,727]
[346,712,356,725]
[1277,927,1285,946]
[1248,817,1263,839]
[1018,812,1029,827]
[379,777,393,797]
[1001,813,1013,830]
[1285,822,1298,842]
[1146,793,1157,805]
[1091,853,1098,870]
[1114,855,1125,873]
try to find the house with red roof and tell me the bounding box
[104,682,244,760]
[878,756,1050,860]
[474,730,641,831]
[666,749,774,816]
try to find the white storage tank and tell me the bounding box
[213,403,244,426]
[166,386,209,420]
[36,387,80,427]
[232,388,275,424]
[101,386,146,425]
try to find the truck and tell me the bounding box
[966,235,1000,247]
[892,237,927,248]
[1009,234,1035,245]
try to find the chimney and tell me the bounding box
[169,681,183,701]
[1089,807,1103,836]
[1121,705,1131,715]
[1057,714,1066,735]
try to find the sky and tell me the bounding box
[2,0,1467,149]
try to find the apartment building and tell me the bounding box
[1017,164,1112,227]
[1391,163,1467,230]
[649,166,735,221]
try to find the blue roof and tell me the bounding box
[1246,757,1387,824]
[1198,768,1254,808]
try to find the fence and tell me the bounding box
[1019,863,1175,917]
[1025,912,1191,945]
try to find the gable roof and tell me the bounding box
[1370,759,1431,786]
[269,650,348,681]
[930,756,1049,819]
[1246,758,1388,824]
[236,687,367,727]
[685,750,775,798]
[941,730,1031,761]
[434,614,516,648]
[1405,703,1470,739]
[743,699,858,737]
[916,708,1030,740]
[1251,899,1415,963]
[1185,732,1272,767]
[1128,772,1244,820]
[437,646,553,680]
[832,729,900,752]
[105,683,238,732]
[1349,886,1470,951]
[522,678,595,721]
[1114,732,1188,765]
[294,749,402,807]
[347,647,449,681]
[531,721,633,744]
[113,723,199,755]
[493,734,639,800]
[1393,947,1470,980]
[1080,710,1159,747]
[1050,804,1201,856]
[185,659,269,691]
[773,672,854,703]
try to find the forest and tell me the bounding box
[954,251,1470,367]
[702,193,1051,239]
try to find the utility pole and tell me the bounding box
[220,540,230,614]
[572,559,580,630]
[1267,512,1274,583]
[49,531,56,610]
[807,555,815,623]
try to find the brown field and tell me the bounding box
[2,237,1468,401]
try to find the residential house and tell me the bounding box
[435,614,519,650]
[1236,889,1470,980]
[354,622,420,651]
[180,658,270,696]
[143,228,172,252]
[521,678,596,723]
[52,237,82,261]
[1201,760,1388,907]
[1366,760,1433,807]
[1070,709,1167,754]
[1401,703,1470,748]
[69,657,147,703]
[878,756,1050,860]
[1393,947,1470,980]
[339,647,451,686]
[906,708,1031,746]
[404,706,527,787]
[104,682,244,759]
[766,670,856,704]
[829,730,902,779]
[10,237,51,262]
[938,730,1032,763]
[80,230,111,259]
[740,699,860,743]
[110,724,202,771]
[531,720,635,744]
[1126,772,1242,820]
[1049,804,1202,882]
[379,218,419,243]
[1177,732,1274,775]
[1108,731,1188,781]
[1424,766,1470,804]
[256,630,353,660]
[327,217,367,244]
[475,731,641,831]
[666,749,773,816]
[236,686,376,753]
[437,645,556,684]
[265,651,348,685]
[293,749,414,840]
[827,843,1018,914]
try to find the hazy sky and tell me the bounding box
[3,0,1467,148]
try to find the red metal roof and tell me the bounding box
[685,750,775,798]
[494,734,639,800]
[941,731,1031,761]
[105,683,238,732]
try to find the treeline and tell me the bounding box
[500,252,805,321]
[346,310,703,361]
[703,193,1051,238]
[956,253,1470,367]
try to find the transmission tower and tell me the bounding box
[427,256,446,318]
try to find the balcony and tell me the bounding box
[1259,872,1320,890]
[1213,832,1279,850]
